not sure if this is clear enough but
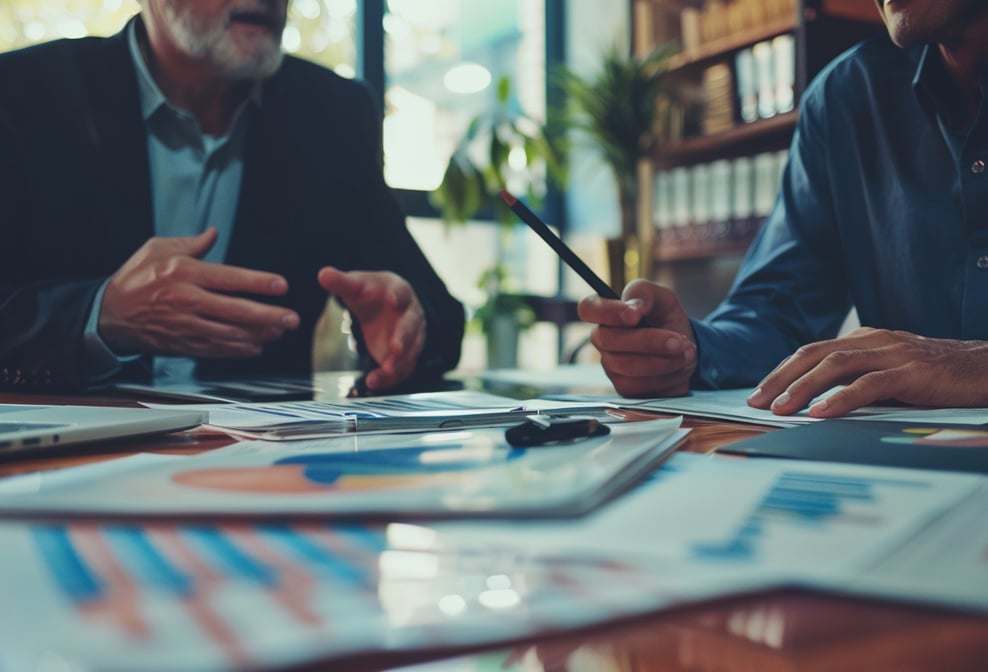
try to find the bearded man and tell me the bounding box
[0,0,465,394]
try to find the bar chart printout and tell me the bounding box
[0,520,777,671]
[0,454,982,670]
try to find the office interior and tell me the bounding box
[0,0,879,373]
[4,3,988,671]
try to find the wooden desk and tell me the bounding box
[1,385,986,672]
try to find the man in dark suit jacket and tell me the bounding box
[0,0,465,393]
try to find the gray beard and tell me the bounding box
[162,3,284,80]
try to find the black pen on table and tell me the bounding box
[499,190,621,300]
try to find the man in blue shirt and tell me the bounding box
[0,0,465,393]
[579,0,988,417]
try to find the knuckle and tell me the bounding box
[792,343,822,359]
[870,328,894,341]
[823,385,855,409]
[888,341,918,358]
[857,368,900,394]
[784,377,818,401]
[899,360,926,375]
[159,255,189,280]
[890,329,918,341]
[792,345,810,358]
[153,285,196,312]
[821,349,854,367]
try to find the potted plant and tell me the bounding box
[553,43,676,290]
[472,264,537,368]
[432,76,565,231]
[432,75,564,368]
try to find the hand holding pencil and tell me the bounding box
[500,190,697,398]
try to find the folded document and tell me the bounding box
[150,390,626,440]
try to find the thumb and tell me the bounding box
[171,228,219,259]
[318,266,358,297]
[623,280,686,330]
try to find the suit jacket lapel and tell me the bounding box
[77,23,154,261]
[227,76,310,271]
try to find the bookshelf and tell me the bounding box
[632,0,882,316]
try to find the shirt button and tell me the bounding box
[973,160,986,174]
[978,256,988,269]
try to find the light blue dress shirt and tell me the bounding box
[84,19,254,384]
[691,34,988,388]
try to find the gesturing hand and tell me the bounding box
[578,279,697,398]
[747,327,988,417]
[99,229,300,358]
[318,266,426,393]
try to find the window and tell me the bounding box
[381,0,546,192]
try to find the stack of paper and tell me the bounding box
[150,390,622,440]
[0,451,983,670]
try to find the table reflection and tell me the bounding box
[394,590,988,672]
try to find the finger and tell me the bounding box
[590,325,691,359]
[807,368,907,418]
[622,280,679,326]
[601,341,695,378]
[133,314,267,358]
[746,355,795,409]
[172,285,300,330]
[390,297,426,349]
[367,332,424,392]
[578,295,643,327]
[766,346,901,415]
[318,267,370,303]
[364,366,399,392]
[188,261,291,297]
[749,341,842,409]
[753,329,906,408]
[165,228,219,259]
[605,363,694,398]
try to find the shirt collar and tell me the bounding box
[912,42,987,128]
[127,18,167,122]
[126,17,263,126]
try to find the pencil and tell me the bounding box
[500,190,620,300]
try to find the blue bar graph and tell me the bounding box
[692,470,930,561]
[183,526,277,586]
[103,527,194,595]
[32,526,104,603]
[259,525,370,585]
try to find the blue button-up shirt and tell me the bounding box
[692,34,988,389]
[83,19,254,384]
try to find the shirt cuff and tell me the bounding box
[689,318,726,389]
[82,280,139,385]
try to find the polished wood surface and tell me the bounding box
[1,381,986,672]
[395,590,988,672]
